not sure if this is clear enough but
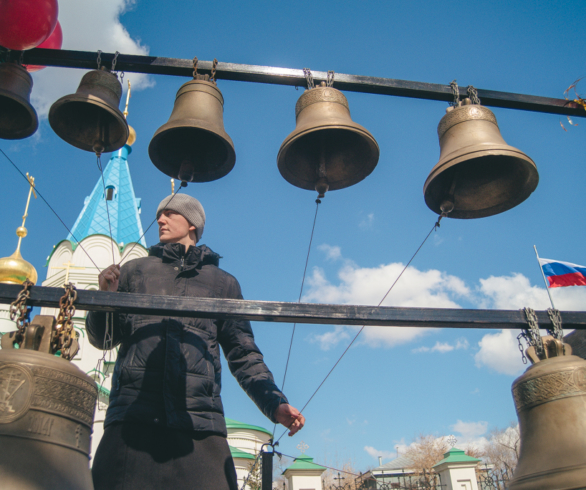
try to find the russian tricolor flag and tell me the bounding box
[539,258,586,288]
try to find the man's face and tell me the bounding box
[157,210,196,245]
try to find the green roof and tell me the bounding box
[229,446,256,460]
[225,417,272,436]
[284,455,327,472]
[433,448,481,467]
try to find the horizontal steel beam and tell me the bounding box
[9,48,585,118]
[1,283,585,330]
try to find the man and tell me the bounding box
[86,194,304,490]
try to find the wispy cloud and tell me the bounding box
[364,446,397,461]
[318,244,342,261]
[412,338,469,353]
[359,213,375,230]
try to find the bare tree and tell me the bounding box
[483,423,520,478]
[403,434,449,485]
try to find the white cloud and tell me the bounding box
[451,420,488,441]
[359,213,374,229]
[477,273,550,310]
[364,446,397,461]
[412,338,469,353]
[303,248,471,349]
[474,329,526,376]
[318,244,342,261]
[31,0,154,118]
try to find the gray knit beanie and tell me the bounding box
[156,194,206,243]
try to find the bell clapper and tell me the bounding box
[178,161,196,182]
[315,177,329,199]
[181,180,188,188]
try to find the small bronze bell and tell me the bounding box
[278,82,379,198]
[0,63,38,140]
[423,99,538,218]
[0,316,96,489]
[149,78,235,182]
[509,336,586,490]
[49,69,128,154]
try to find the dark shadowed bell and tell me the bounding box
[0,62,38,140]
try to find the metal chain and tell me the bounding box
[192,57,198,78]
[523,307,544,357]
[449,79,460,107]
[517,332,528,364]
[327,70,335,87]
[111,51,120,72]
[467,85,481,105]
[97,50,102,70]
[54,283,78,360]
[303,68,315,89]
[120,71,125,85]
[547,308,564,340]
[9,280,34,345]
[210,58,218,83]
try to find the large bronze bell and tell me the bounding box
[149,78,235,182]
[0,62,38,140]
[509,336,586,490]
[423,99,538,218]
[0,317,96,489]
[278,82,379,197]
[49,69,128,154]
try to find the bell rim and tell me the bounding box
[0,89,39,140]
[423,146,538,219]
[277,124,380,192]
[48,94,129,153]
[148,120,236,183]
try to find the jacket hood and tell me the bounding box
[149,242,221,268]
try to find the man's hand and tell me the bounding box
[274,404,305,436]
[99,264,121,292]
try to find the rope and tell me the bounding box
[272,199,321,439]
[0,148,103,274]
[274,217,442,444]
[118,183,183,264]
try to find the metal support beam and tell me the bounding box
[9,48,586,118]
[1,284,585,330]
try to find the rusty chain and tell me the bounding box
[210,58,218,83]
[547,308,563,340]
[54,283,78,360]
[303,68,315,89]
[467,85,481,105]
[192,56,198,78]
[522,307,544,358]
[450,79,459,107]
[9,280,34,346]
[111,51,120,72]
[327,70,335,87]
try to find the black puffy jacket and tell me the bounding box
[86,242,287,436]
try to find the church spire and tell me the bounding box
[67,82,146,248]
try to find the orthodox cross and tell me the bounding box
[52,261,85,285]
[447,435,457,447]
[297,441,309,454]
[333,472,345,489]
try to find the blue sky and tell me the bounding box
[2,0,586,472]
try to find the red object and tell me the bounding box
[0,0,59,51]
[25,21,63,72]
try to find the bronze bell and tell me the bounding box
[149,78,235,182]
[509,336,586,490]
[278,82,379,198]
[49,69,128,154]
[0,63,39,140]
[0,316,96,489]
[423,99,538,218]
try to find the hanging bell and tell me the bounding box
[0,62,38,140]
[277,82,379,198]
[0,316,96,489]
[148,78,235,182]
[423,99,538,219]
[49,69,128,154]
[509,336,586,490]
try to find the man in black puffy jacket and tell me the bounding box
[87,194,304,490]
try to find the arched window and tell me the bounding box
[105,185,116,201]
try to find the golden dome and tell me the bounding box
[0,248,38,285]
[127,125,136,146]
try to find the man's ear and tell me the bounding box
[189,225,196,232]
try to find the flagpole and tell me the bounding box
[534,245,556,309]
